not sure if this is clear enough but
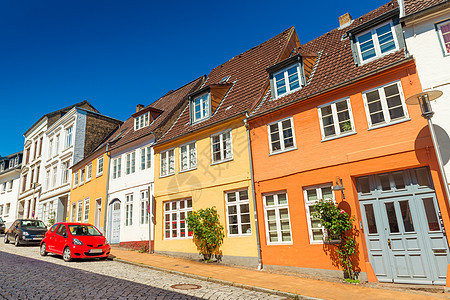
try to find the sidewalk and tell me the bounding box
[110,248,447,300]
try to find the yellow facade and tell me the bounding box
[69,152,109,228]
[154,117,259,263]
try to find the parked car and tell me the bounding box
[0,217,5,234]
[40,222,110,262]
[4,219,47,246]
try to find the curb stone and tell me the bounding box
[112,257,322,300]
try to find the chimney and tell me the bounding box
[339,13,352,28]
[136,104,144,113]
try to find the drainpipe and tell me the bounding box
[102,142,111,239]
[244,113,263,270]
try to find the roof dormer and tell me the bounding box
[189,83,233,124]
[132,105,163,131]
[267,53,317,100]
[348,7,405,65]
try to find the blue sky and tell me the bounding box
[0,0,386,156]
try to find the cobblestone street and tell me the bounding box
[0,238,282,300]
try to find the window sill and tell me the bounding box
[86,178,91,183]
[164,236,193,240]
[211,158,233,166]
[227,233,252,238]
[159,173,175,179]
[368,118,410,131]
[267,242,293,246]
[321,131,357,142]
[96,173,103,178]
[179,167,197,174]
[269,147,297,156]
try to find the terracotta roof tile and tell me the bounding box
[404,0,447,16]
[107,76,204,151]
[252,1,409,117]
[156,27,295,145]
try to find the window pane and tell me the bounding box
[306,189,317,201]
[277,193,287,205]
[269,231,278,242]
[324,125,335,137]
[393,172,405,189]
[399,201,415,232]
[423,198,440,231]
[239,190,248,200]
[241,224,251,234]
[240,204,249,214]
[265,195,275,206]
[312,229,323,241]
[227,192,236,202]
[321,187,333,200]
[279,208,289,220]
[379,174,391,191]
[229,224,239,235]
[228,205,237,215]
[281,231,291,242]
[415,168,431,187]
[364,204,377,234]
[241,213,250,223]
[385,202,400,233]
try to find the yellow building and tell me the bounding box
[69,147,109,231]
[153,28,297,267]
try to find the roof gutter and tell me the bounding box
[250,57,414,120]
[244,112,263,270]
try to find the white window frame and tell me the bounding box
[86,163,92,182]
[125,194,133,226]
[55,134,60,156]
[211,129,233,164]
[61,160,70,184]
[355,20,399,64]
[303,184,335,244]
[318,98,355,140]
[79,168,85,185]
[267,117,296,154]
[73,170,78,188]
[225,189,251,236]
[77,200,83,222]
[112,157,122,179]
[140,146,152,171]
[179,141,197,172]
[437,19,450,56]
[52,166,57,188]
[140,190,149,225]
[273,63,302,98]
[96,156,104,176]
[48,139,53,159]
[134,112,149,131]
[362,81,409,129]
[71,203,76,222]
[65,126,73,149]
[83,198,90,223]
[263,191,292,245]
[192,93,210,123]
[160,148,175,177]
[164,199,192,240]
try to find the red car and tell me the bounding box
[40,222,110,262]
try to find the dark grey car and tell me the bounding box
[0,217,5,234]
[4,219,47,246]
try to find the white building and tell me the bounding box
[0,152,22,228]
[38,106,122,225]
[106,76,204,250]
[401,0,450,180]
[18,101,97,222]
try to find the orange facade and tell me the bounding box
[248,60,450,281]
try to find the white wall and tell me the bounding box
[108,139,155,243]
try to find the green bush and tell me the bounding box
[312,199,357,280]
[185,207,224,262]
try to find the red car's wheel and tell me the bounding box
[40,242,48,256]
[63,247,72,262]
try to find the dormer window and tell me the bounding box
[192,93,210,123]
[135,112,149,130]
[273,64,301,98]
[356,21,398,63]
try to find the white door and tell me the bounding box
[110,201,121,244]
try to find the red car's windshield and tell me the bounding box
[68,225,102,236]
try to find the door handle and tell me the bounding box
[387,239,391,249]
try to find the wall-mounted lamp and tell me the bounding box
[332,177,345,199]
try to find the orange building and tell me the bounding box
[248,1,450,285]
